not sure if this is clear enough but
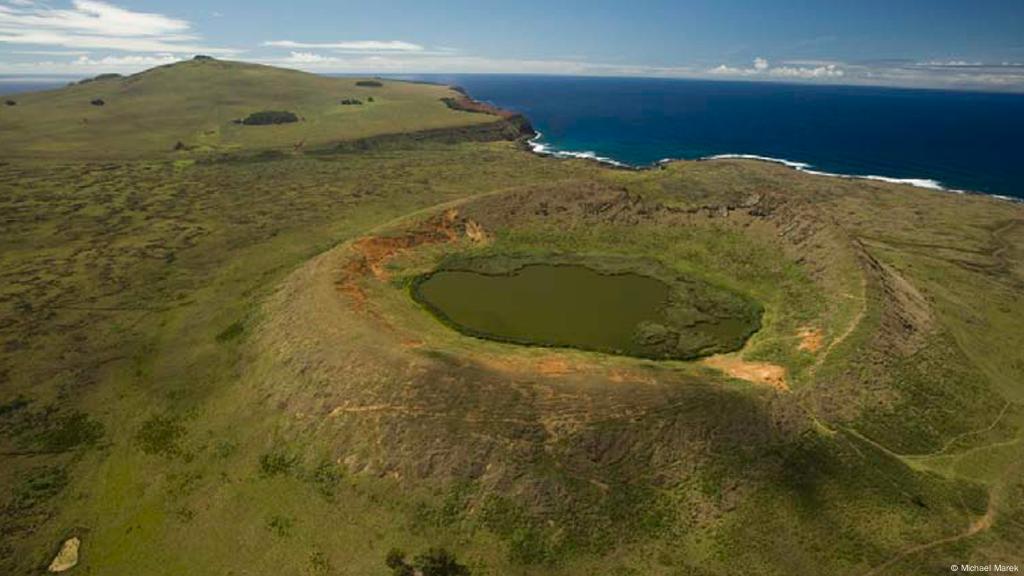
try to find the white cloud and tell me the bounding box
[264,40,426,52]
[708,57,844,80]
[918,60,984,67]
[0,51,182,74]
[281,51,330,63]
[709,64,757,76]
[263,51,699,77]
[0,0,236,53]
[11,48,88,55]
[3,34,1023,92]
[71,53,181,66]
[769,64,844,78]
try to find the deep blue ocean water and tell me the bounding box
[5,74,1024,199]
[394,74,1024,199]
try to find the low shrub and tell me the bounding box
[240,110,299,125]
[259,450,298,476]
[385,548,470,576]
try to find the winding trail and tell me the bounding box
[850,418,1023,576]
[862,495,999,576]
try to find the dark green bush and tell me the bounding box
[413,548,470,576]
[385,547,470,576]
[356,80,383,87]
[258,450,297,476]
[43,411,104,452]
[240,110,299,125]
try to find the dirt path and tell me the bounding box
[848,422,1023,576]
[813,274,868,373]
[862,495,999,576]
[844,402,1014,461]
[909,401,1012,458]
[702,354,789,391]
[860,450,1022,576]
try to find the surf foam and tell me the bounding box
[527,137,1022,201]
[527,133,630,168]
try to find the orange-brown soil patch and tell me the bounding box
[469,351,656,384]
[797,327,824,352]
[703,355,789,391]
[350,209,460,281]
[336,208,486,304]
[536,358,573,376]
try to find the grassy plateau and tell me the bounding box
[1,58,1022,575]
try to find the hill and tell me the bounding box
[0,61,1022,575]
[0,58,513,160]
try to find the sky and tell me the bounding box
[1,0,1023,90]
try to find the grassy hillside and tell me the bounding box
[0,58,495,159]
[1,62,1022,575]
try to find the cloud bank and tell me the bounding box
[710,57,845,79]
[0,0,235,53]
[263,40,426,53]
[1,1,1023,92]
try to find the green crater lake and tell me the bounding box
[414,264,671,356]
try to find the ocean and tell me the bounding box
[394,74,1024,200]
[5,74,1023,199]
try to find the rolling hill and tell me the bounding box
[0,57,507,159]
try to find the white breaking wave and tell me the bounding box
[526,137,1019,202]
[705,153,957,192]
[703,153,812,170]
[527,133,630,168]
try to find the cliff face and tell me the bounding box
[441,93,536,139]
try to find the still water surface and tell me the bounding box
[414,264,670,355]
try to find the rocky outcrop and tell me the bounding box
[48,537,80,572]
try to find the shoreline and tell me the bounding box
[525,130,1022,204]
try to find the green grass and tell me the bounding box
[0,58,493,160]
[2,62,1023,575]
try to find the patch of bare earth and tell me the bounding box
[336,208,487,313]
[797,327,823,352]
[469,351,657,384]
[703,355,789,392]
